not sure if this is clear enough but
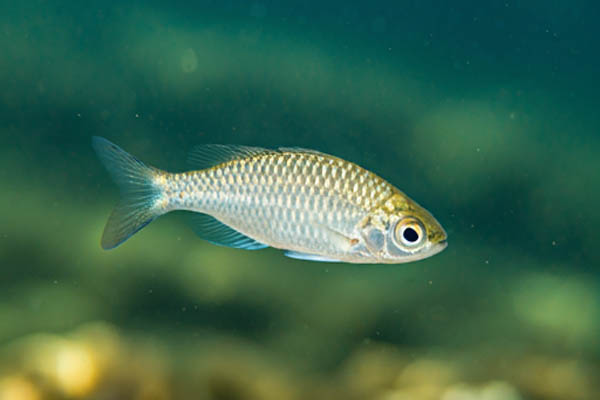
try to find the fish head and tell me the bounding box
[358,192,447,263]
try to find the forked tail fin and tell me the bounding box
[92,136,165,249]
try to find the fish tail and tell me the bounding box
[92,136,166,249]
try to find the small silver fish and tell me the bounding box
[92,137,447,263]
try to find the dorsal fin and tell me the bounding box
[188,144,277,170]
[278,147,330,157]
[189,213,268,250]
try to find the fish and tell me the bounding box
[92,136,447,263]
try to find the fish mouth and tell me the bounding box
[430,239,448,256]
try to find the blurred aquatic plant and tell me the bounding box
[510,272,599,348]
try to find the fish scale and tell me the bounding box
[161,152,393,256]
[92,137,447,263]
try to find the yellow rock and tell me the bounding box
[0,376,41,400]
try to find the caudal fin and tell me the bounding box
[92,136,165,249]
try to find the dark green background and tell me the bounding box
[1,1,598,399]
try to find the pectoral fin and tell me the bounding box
[315,222,359,252]
[283,223,358,262]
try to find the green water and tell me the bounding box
[1,1,599,399]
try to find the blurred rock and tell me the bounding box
[332,344,464,400]
[513,356,596,400]
[26,335,101,397]
[441,381,521,400]
[334,343,409,398]
[0,376,41,400]
[480,381,522,400]
[0,322,598,399]
[177,336,300,400]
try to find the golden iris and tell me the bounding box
[393,217,425,249]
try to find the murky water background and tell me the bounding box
[1,1,599,399]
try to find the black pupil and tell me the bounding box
[403,227,419,243]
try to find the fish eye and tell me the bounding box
[393,218,425,249]
[403,226,419,243]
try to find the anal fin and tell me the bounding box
[284,251,341,263]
